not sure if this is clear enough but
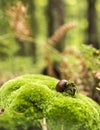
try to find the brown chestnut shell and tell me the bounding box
[56,79,67,92]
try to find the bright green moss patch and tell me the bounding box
[0,74,100,130]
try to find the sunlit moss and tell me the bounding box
[0,74,100,130]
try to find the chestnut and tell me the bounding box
[56,79,67,92]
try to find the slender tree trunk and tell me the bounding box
[26,0,37,62]
[46,0,65,51]
[87,0,99,49]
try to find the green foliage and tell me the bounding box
[0,8,19,59]
[0,36,19,59]
[0,11,9,34]
[0,56,34,75]
[0,74,100,130]
[80,44,100,70]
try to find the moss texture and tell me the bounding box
[0,74,100,130]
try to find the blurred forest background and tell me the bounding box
[0,0,100,104]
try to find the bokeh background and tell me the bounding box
[0,0,100,103]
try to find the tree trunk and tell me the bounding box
[46,0,65,51]
[87,0,99,49]
[18,0,37,62]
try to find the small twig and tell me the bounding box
[61,124,64,130]
[40,117,48,130]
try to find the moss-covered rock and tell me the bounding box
[0,74,100,130]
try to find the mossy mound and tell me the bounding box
[0,74,100,130]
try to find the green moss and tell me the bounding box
[0,74,100,130]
